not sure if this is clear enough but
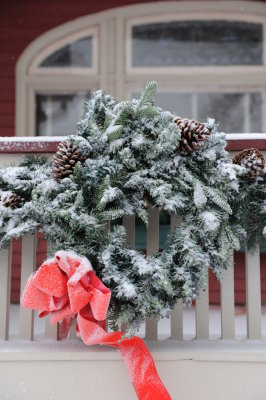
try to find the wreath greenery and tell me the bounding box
[0,82,251,334]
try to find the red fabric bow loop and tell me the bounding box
[21,251,110,330]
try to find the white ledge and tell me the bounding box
[1,340,266,362]
[0,136,66,142]
[0,134,265,143]
[226,133,266,140]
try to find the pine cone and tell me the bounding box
[51,141,84,182]
[175,117,211,152]
[1,192,20,209]
[233,148,265,179]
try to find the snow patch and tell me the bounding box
[200,211,220,232]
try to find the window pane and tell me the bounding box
[40,37,92,68]
[155,92,192,116]
[132,21,263,67]
[197,92,262,133]
[36,93,88,136]
[153,92,262,133]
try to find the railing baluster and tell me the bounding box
[19,234,36,340]
[69,320,77,339]
[45,242,58,340]
[145,207,159,340]
[221,252,235,339]
[196,274,209,340]
[123,215,135,247]
[170,214,183,340]
[122,215,135,331]
[45,318,58,340]
[0,246,12,340]
[245,244,261,339]
[171,300,183,340]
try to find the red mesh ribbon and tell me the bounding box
[21,251,171,400]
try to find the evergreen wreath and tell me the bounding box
[232,148,266,252]
[0,82,243,334]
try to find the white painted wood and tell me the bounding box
[245,244,262,339]
[196,274,209,340]
[221,253,235,339]
[0,247,12,340]
[69,319,77,340]
[19,235,36,340]
[171,300,183,340]
[123,215,135,247]
[44,242,58,340]
[2,341,266,400]
[45,318,58,340]
[122,215,135,332]
[145,207,159,340]
[29,27,99,75]
[170,215,183,340]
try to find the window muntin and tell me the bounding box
[39,36,93,68]
[131,20,263,67]
[36,92,88,136]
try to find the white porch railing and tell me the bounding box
[0,137,265,400]
[0,227,262,342]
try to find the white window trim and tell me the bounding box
[29,27,99,75]
[15,1,266,137]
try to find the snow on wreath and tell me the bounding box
[0,81,264,335]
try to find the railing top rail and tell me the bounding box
[0,134,266,153]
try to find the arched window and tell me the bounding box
[16,2,266,139]
[16,26,99,136]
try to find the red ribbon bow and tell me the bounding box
[21,251,171,400]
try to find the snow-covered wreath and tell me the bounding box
[0,82,249,334]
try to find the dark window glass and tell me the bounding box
[40,37,92,68]
[132,21,263,67]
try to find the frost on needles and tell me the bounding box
[0,82,243,335]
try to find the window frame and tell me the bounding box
[126,13,266,75]
[16,1,266,137]
[29,27,98,75]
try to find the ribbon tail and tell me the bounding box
[77,312,171,400]
[119,337,171,400]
